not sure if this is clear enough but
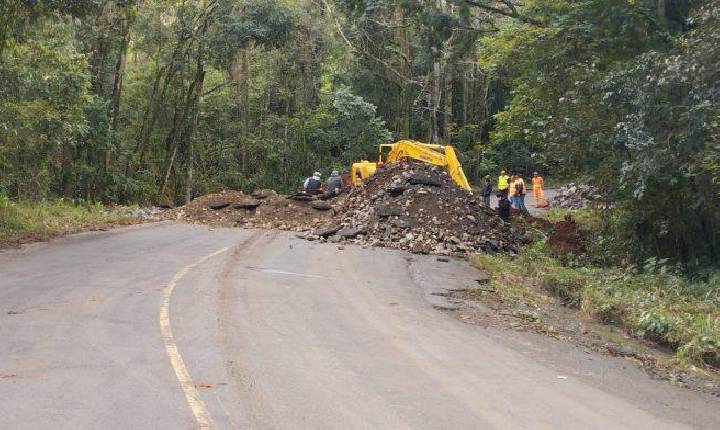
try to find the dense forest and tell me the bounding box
[0,0,718,268]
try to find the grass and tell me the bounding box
[472,243,720,369]
[0,194,137,245]
[544,207,604,230]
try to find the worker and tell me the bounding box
[514,173,528,212]
[497,192,511,221]
[325,170,343,197]
[507,174,518,208]
[480,175,493,208]
[497,170,510,199]
[303,171,322,194]
[532,172,546,208]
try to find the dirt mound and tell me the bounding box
[306,162,524,256]
[176,190,341,230]
[547,220,588,256]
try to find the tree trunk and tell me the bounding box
[60,140,73,198]
[132,33,190,176]
[126,59,166,176]
[182,63,206,204]
[185,136,194,204]
[395,3,412,139]
[160,6,209,202]
[657,0,668,27]
[230,46,250,175]
[430,60,441,143]
[443,64,453,144]
[105,5,133,173]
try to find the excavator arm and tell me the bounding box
[380,140,471,191]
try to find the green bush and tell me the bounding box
[0,196,135,241]
[582,269,720,367]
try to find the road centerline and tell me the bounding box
[159,247,228,429]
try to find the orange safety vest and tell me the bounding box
[532,176,544,189]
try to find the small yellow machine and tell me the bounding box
[351,140,471,191]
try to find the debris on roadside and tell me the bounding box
[174,163,535,257]
[302,162,525,256]
[175,189,340,230]
[547,219,589,257]
[550,183,604,209]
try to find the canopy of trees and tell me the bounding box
[0,0,718,268]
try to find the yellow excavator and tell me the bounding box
[350,140,471,191]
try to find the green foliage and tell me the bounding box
[332,87,392,161]
[0,17,92,198]
[480,0,719,268]
[0,192,134,240]
[544,207,604,231]
[582,268,720,366]
[472,246,720,368]
[209,0,296,69]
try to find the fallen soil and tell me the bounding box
[176,189,342,231]
[176,163,548,257]
[304,162,530,256]
[547,219,589,256]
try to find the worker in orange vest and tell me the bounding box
[532,172,547,208]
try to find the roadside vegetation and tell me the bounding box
[472,241,720,370]
[543,208,603,231]
[0,193,136,247]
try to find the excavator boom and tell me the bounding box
[351,140,472,191]
[382,140,471,191]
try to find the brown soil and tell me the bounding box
[547,220,588,256]
[176,189,344,231]
[177,163,533,257]
[175,165,585,261]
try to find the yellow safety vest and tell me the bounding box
[497,175,509,191]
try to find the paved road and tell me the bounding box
[0,223,718,429]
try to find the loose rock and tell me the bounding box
[310,201,333,211]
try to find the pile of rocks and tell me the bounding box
[550,183,603,209]
[176,189,342,230]
[109,206,174,221]
[305,162,525,256]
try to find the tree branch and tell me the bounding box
[319,0,422,87]
[458,0,544,27]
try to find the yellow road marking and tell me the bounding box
[160,247,228,429]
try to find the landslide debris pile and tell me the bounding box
[550,183,603,209]
[176,189,339,230]
[307,162,524,255]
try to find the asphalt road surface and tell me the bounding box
[1,223,718,429]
